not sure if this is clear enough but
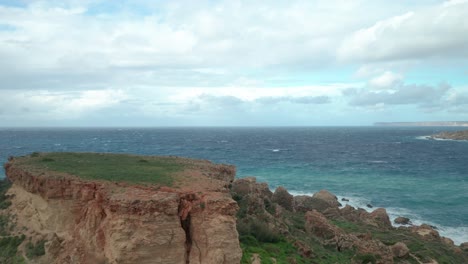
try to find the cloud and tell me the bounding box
[338,1,468,62]
[256,95,330,105]
[368,71,403,90]
[0,1,466,126]
[0,89,127,120]
[346,82,451,109]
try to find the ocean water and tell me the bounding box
[0,127,467,244]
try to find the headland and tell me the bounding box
[0,152,467,263]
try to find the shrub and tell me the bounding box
[25,239,46,259]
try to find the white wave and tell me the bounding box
[386,206,468,245]
[415,135,431,140]
[368,160,388,164]
[416,135,468,142]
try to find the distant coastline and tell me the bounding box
[374,121,468,127]
[429,130,468,141]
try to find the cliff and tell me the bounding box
[429,130,468,140]
[1,152,242,264]
[2,153,468,264]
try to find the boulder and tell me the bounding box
[369,208,392,228]
[394,217,411,225]
[294,195,334,213]
[272,186,294,211]
[304,210,341,239]
[293,240,314,258]
[460,242,468,251]
[441,237,455,246]
[411,224,440,240]
[232,177,272,198]
[391,242,410,258]
[312,190,341,208]
[322,207,341,219]
[341,198,349,202]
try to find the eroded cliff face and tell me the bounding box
[4,159,242,264]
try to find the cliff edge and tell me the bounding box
[1,152,242,264]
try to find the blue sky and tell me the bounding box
[0,0,467,126]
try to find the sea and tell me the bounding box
[0,127,467,245]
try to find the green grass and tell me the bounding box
[240,235,308,264]
[15,152,188,186]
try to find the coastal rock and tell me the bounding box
[367,204,373,208]
[460,242,468,251]
[341,198,349,202]
[322,207,341,219]
[312,190,341,208]
[411,224,440,240]
[231,177,272,198]
[304,210,341,239]
[272,186,295,211]
[441,237,455,246]
[354,239,394,264]
[369,208,392,228]
[431,130,468,140]
[394,216,412,225]
[391,242,410,258]
[4,157,242,264]
[294,195,333,213]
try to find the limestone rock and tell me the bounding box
[411,224,440,240]
[441,237,455,246]
[272,186,295,211]
[391,242,410,258]
[294,195,334,213]
[232,177,272,199]
[304,210,341,239]
[460,242,468,251]
[312,190,341,208]
[369,208,392,228]
[394,216,411,225]
[5,156,242,264]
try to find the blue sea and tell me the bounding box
[0,127,467,244]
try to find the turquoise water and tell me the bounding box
[0,127,467,244]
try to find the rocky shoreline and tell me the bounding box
[429,130,468,140]
[233,177,468,263]
[1,153,468,263]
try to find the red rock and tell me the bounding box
[391,242,410,258]
[369,208,392,228]
[4,157,242,264]
[312,190,341,208]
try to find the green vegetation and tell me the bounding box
[25,239,46,259]
[240,235,308,264]
[0,179,12,210]
[0,235,26,263]
[15,152,188,185]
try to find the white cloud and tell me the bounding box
[0,1,466,126]
[338,1,468,62]
[368,71,403,90]
[0,89,127,120]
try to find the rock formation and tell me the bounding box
[430,130,468,140]
[2,153,242,264]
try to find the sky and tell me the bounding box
[0,0,467,126]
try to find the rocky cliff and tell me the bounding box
[1,153,242,264]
